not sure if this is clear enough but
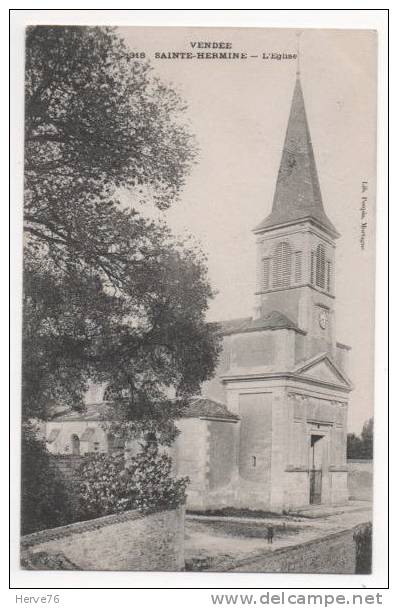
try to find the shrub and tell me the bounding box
[78,443,188,519]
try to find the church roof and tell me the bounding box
[51,397,239,423]
[254,76,339,238]
[183,397,239,421]
[220,310,305,336]
[51,402,112,422]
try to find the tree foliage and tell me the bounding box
[347,417,373,460]
[23,26,221,439]
[25,26,195,213]
[21,424,77,534]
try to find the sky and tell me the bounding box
[118,26,377,433]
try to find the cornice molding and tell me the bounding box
[220,370,352,393]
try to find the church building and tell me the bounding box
[45,70,352,513]
[175,69,353,511]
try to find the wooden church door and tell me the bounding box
[309,434,323,505]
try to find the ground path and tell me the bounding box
[184,500,372,571]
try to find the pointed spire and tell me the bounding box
[254,64,339,238]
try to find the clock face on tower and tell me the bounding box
[319,309,328,330]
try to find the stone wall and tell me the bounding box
[176,418,239,510]
[232,332,275,369]
[21,507,185,571]
[225,528,358,573]
[347,459,373,501]
[53,454,85,480]
[238,392,272,508]
[208,420,237,491]
[50,454,87,513]
[175,418,208,509]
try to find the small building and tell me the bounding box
[174,397,239,510]
[45,394,240,511]
[45,401,115,457]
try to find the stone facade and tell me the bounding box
[46,418,110,456]
[198,72,352,512]
[174,417,239,510]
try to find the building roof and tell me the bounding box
[220,310,305,336]
[254,76,339,238]
[50,397,239,423]
[184,397,239,421]
[51,402,112,422]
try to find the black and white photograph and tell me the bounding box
[11,17,381,582]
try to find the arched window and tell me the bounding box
[315,244,326,289]
[273,242,292,288]
[71,434,80,456]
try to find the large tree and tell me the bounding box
[25,26,194,212]
[23,26,221,443]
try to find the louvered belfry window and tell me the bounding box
[273,242,292,288]
[262,257,270,290]
[310,251,315,284]
[315,244,326,289]
[295,251,302,283]
[327,260,332,293]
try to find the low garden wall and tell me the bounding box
[224,526,366,574]
[51,454,87,513]
[347,459,373,501]
[21,506,185,571]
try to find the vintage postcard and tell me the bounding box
[19,24,377,575]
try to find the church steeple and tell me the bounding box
[254,73,339,239]
[253,64,339,356]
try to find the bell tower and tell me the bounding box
[203,52,351,513]
[253,69,339,359]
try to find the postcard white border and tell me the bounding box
[8,7,389,596]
